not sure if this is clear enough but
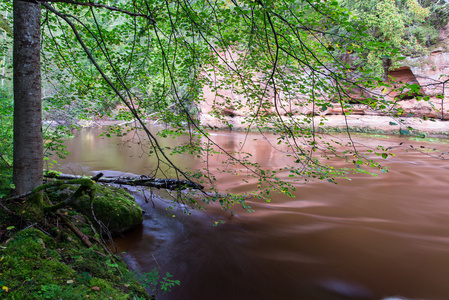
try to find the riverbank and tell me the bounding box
[0,182,153,299]
[67,114,449,139]
[200,114,449,138]
[51,105,449,139]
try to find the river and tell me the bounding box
[53,127,449,300]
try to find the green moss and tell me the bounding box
[1,229,76,299]
[0,228,151,299]
[33,177,95,195]
[43,170,61,178]
[21,193,44,221]
[70,178,95,188]
[46,183,143,236]
[70,184,143,236]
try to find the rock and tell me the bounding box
[396,98,449,120]
[58,184,143,236]
[404,52,449,96]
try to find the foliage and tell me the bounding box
[337,0,445,77]
[418,0,449,38]
[4,0,446,210]
[139,270,181,295]
[0,14,13,36]
[0,7,12,92]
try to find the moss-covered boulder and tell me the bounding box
[76,184,143,236]
[55,183,143,236]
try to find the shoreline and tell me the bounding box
[200,114,449,138]
[51,114,449,139]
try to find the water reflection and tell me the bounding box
[54,128,449,300]
[56,127,198,177]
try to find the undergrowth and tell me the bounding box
[0,182,160,300]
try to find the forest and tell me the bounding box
[1,0,449,299]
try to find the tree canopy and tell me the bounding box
[0,0,447,208]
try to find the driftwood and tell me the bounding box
[44,172,204,190]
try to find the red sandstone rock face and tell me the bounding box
[406,52,449,97]
[387,67,423,100]
[198,36,449,128]
[196,24,449,134]
[199,51,449,124]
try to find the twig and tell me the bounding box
[0,202,15,215]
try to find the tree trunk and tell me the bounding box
[13,1,43,195]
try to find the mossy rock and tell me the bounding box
[57,184,143,236]
[78,184,143,236]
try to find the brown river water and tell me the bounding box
[53,127,449,300]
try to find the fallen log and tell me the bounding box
[44,172,204,191]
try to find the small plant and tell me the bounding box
[139,270,180,295]
[105,259,119,268]
[159,273,180,294]
[38,284,65,299]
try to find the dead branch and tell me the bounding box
[56,212,93,247]
[45,172,204,190]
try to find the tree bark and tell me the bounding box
[13,0,43,195]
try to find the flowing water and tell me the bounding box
[54,127,449,300]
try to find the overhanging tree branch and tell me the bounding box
[41,2,211,203]
[34,0,156,24]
